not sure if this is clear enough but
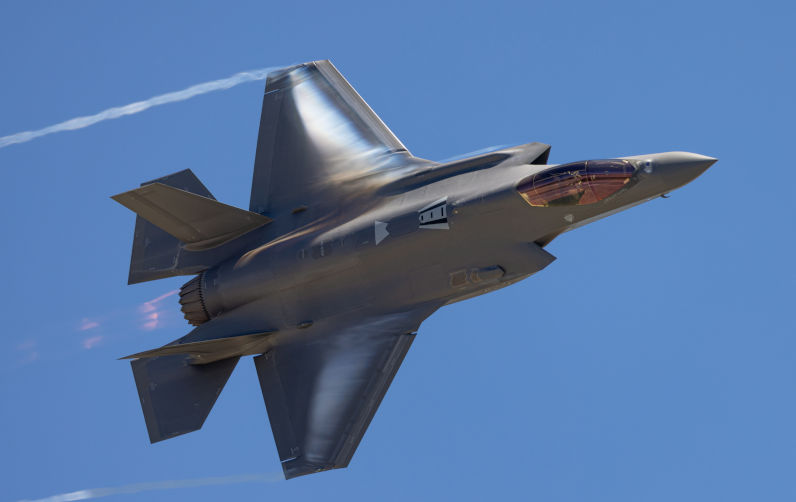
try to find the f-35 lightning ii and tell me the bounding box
[112,60,716,479]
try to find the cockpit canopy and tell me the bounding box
[517,159,635,207]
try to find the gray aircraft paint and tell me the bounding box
[113,60,716,479]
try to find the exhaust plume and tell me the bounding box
[0,66,283,149]
[16,472,282,502]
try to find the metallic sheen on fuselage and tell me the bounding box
[113,60,716,479]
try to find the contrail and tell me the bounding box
[0,66,284,149]
[15,472,282,502]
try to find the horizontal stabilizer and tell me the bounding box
[113,183,272,251]
[122,331,274,365]
[131,354,239,443]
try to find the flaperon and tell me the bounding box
[113,60,716,479]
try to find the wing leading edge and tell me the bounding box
[254,305,439,479]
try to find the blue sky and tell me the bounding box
[1,1,794,500]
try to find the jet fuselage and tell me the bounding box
[114,60,716,479]
[195,148,715,341]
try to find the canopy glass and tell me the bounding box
[517,159,635,207]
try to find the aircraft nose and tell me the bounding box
[644,151,717,190]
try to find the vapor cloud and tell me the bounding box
[0,66,283,149]
[140,289,179,330]
[16,472,282,502]
[16,340,39,365]
[78,318,99,331]
[141,312,160,331]
[81,336,103,350]
[17,340,36,351]
[140,289,179,313]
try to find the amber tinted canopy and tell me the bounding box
[517,159,635,207]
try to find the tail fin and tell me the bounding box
[113,169,271,284]
[131,354,239,443]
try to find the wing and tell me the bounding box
[253,304,439,479]
[249,60,433,217]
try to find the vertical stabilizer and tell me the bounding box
[125,169,214,284]
[131,354,239,443]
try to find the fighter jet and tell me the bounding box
[112,60,716,479]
